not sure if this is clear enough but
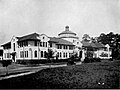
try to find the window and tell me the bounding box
[66,46,68,49]
[22,51,24,58]
[63,45,65,49]
[57,52,59,57]
[20,51,23,58]
[69,46,73,50]
[63,45,67,49]
[35,51,37,58]
[43,37,45,39]
[25,51,28,58]
[46,42,47,47]
[20,51,21,58]
[40,42,42,47]
[43,42,45,47]
[57,45,62,49]
[35,41,37,46]
[24,41,28,46]
[57,45,59,49]
[69,53,71,57]
[60,45,62,49]
[25,51,26,58]
[63,52,65,58]
[13,43,15,51]
[41,51,43,57]
[27,51,28,57]
[6,53,9,58]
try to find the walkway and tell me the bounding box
[0,61,82,80]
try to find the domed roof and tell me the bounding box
[58,26,76,36]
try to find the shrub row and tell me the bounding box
[83,57,101,63]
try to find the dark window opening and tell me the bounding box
[35,51,37,58]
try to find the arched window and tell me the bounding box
[34,50,37,58]
[57,52,59,57]
[63,52,65,58]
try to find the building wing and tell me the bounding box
[49,37,74,46]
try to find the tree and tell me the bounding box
[97,32,120,60]
[45,48,58,62]
[82,34,91,42]
[1,60,12,75]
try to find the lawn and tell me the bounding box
[0,60,120,89]
[0,63,28,76]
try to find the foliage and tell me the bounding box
[1,60,12,75]
[100,52,108,57]
[44,48,54,60]
[82,34,91,42]
[97,32,120,59]
[1,60,12,67]
[86,51,93,58]
[83,57,101,63]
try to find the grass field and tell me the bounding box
[0,60,119,89]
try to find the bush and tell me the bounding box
[109,58,113,61]
[83,57,101,63]
[67,59,76,66]
[1,60,12,67]
[94,58,101,62]
[1,60,12,75]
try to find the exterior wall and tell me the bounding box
[60,37,77,43]
[94,48,112,59]
[50,43,74,59]
[59,33,76,38]
[56,48,73,59]
[3,48,12,60]
[17,34,50,60]
[73,39,82,48]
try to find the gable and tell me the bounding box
[39,34,50,42]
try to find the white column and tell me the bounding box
[97,49,99,58]
[81,49,85,62]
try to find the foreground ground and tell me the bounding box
[0,60,120,89]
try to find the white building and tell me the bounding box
[1,26,83,63]
[1,26,112,64]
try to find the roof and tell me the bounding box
[82,41,105,48]
[58,30,76,36]
[18,33,40,41]
[49,37,74,46]
[1,42,11,46]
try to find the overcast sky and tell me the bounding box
[0,0,120,44]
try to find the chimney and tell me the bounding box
[65,26,69,31]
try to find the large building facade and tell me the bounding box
[1,26,112,63]
[1,26,83,63]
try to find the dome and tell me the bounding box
[58,26,76,36]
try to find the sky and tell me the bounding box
[0,0,120,44]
